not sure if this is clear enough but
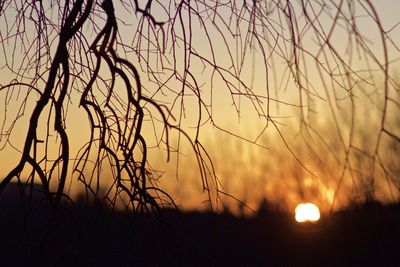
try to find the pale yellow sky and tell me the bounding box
[0,1,399,214]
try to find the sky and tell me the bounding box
[0,0,399,215]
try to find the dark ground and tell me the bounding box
[1,184,400,266]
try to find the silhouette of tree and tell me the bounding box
[0,0,399,216]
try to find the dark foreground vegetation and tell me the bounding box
[1,184,399,266]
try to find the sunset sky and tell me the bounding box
[0,0,399,215]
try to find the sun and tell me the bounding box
[295,203,320,222]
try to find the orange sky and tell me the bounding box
[0,1,399,215]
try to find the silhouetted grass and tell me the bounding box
[1,183,400,266]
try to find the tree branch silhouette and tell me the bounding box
[0,0,399,217]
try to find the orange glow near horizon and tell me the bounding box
[295,203,321,223]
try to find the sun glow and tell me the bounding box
[295,203,320,222]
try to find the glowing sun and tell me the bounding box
[295,203,320,222]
